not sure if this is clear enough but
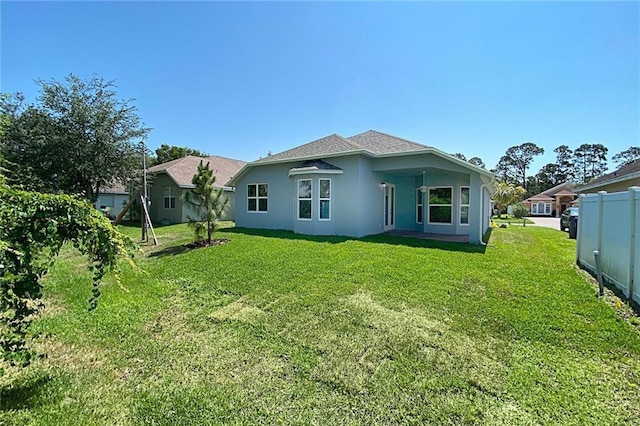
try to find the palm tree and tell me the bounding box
[492,181,526,218]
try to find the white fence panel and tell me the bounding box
[600,193,631,296]
[576,195,600,273]
[577,188,640,305]
[634,194,640,304]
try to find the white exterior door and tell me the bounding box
[384,184,396,231]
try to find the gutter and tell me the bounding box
[479,177,496,246]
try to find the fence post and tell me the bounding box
[628,187,639,300]
[597,191,606,271]
[576,194,584,264]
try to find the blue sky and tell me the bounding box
[1,1,638,174]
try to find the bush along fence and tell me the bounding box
[577,187,640,305]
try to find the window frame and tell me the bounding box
[247,183,268,213]
[163,185,176,209]
[297,179,312,221]
[416,189,423,224]
[459,186,470,226]
[427,186,453,225]
[319,178,331,221]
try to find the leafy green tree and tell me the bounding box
[612,147,640,168]
[533,163,564,194]
[183,160,229,244]
[153,144,207,165]
[493,143,544,189]
[468,157,485,168]
[453,153,467,161]
[0,182,135,369]
[512,202,529,226]
[492,181,526,218]
[574,143,608,184]
[553,145,575,182]
[1,74,150,201]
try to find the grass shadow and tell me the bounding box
[226,227,487,254]
[147,244,191,259]
[0,374,55,411]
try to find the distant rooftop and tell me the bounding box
[148,155,247,187]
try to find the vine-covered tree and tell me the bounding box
[574,143,608,184]
[612,147,640,168]
[0,180,135,368]
[492,181,526,218]
[153,144,208,166]
[0,74,150,201]
[183,160,229,244]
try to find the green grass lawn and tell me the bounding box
[492,215,535,225]
[2,223,639,425]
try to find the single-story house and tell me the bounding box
[148,155,246,224]
[95,184,129,219]
[576,159,640,194]
[523,182,578,217]
[227,130,495,243]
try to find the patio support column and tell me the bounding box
[469,173,481,244]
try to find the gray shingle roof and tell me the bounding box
[255,134,361,163]
[347,130,430,154]
[148,155,246,187]
[255,130,430,163]
[583,159,640,187]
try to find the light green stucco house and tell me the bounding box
[228,130,494,243]
[148,155,246,224]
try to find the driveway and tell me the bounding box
[529,216,561,230]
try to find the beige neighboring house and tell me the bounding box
[575,159,640,194]
[523,182,578,217]
[147,155,246,224]
[95,183,129,219]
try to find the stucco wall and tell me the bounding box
[95,194,129,218]
[148,174,183,224]
[233,153,490,242]
[180,189,236,223]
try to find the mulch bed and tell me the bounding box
[185,238,230,249]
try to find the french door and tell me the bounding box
[384,184,396,231]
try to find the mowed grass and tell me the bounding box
[2,223,640,425]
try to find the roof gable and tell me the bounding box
[149,155,246,187]
[227,130,494,186]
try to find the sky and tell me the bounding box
[1,1,638,175]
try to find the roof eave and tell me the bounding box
[227,146,494,186]
[575,171,640,193]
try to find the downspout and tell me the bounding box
[478,177,495,246]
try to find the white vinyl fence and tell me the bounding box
[577,188,640,304]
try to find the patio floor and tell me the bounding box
[383,230,469,243]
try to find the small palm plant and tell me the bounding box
[183,160,229,244]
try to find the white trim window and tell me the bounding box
[298,179,312,220]
[531,201,551,215]
[460,187,470,225]
[416,189,423,224]
[428,187,453,224]
[319,178,331,221]
[248,183,268,213]
[163,186,175,209]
